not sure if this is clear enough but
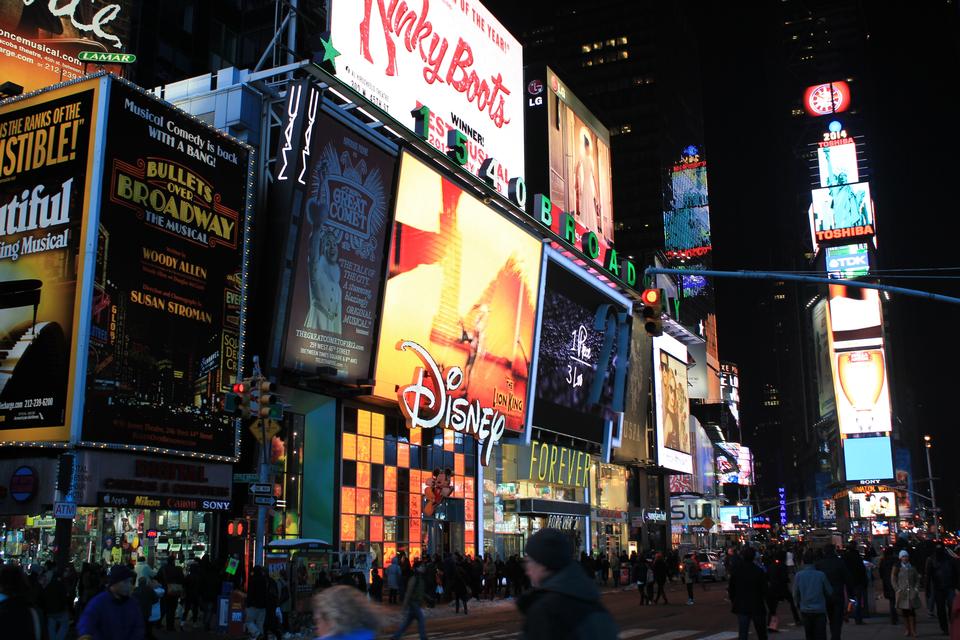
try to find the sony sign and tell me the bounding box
[396,340,506,465]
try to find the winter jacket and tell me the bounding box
[386,558,402,590]
[403,573,426,608]
[728,561,768,615]
[246,571,269,608]
[0,595,42,640]
[793,565,832,614]
[77,590,145,640]
[815,552,851,600]
[517,562,618,640]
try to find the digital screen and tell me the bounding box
[826,244,869,279]
[719,362,740,423]
[717,442,754,486]
[871,521,890,536]
[843,436,894,482]
[664,205,711,252]
[0,81,99,442]
[329,0,524,197]
[681,272,709,298]
[848,489,897,518]
[82,82,251,458]
[811,301,836,418]
[817,142,859,187]
[0,0,133,94]
[653,334,692,474]
[664,160,711,255]
[373,153,542,434]
[532,259,629,443]
[282,109,397,382]
[718,505,752,531]
[827,288,891,435]
[804,81,852,117]
[810,181,873,245]
[545,69,614,245]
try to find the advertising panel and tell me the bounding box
[803,81,852,117]
[827,286,891,435]
[612,314,650,464]
[0,0,133,94]
[717,442,754,486]
[532,257,630,443]
[281,108,397,382]
[894,447,913,518]
[843,436,894,481]
[541,69,614,244]
[0,79,100,442]
[848,489,896,518]
[719,362,740,424]
[653,334,691,474]
[718,505,752,532]
[812,300,835,418]
[817,141,859,187]
[825,244,869,279]
[82,81,251,459]
[373,153,541,434]
[810,181,874,246]
[329,0,524,196]
[664,152,710,260]
[696,421,716,495]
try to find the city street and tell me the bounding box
[154,581,950,640]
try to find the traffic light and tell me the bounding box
[641,288,663,336]
[250,378,277,419]
[227,518,246,536]
[227,379,253,417]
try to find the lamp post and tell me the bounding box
[923,435,940,541]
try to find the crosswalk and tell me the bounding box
[392,627,740,640]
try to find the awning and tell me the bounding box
[514,498,590,517]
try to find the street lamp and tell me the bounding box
[923,435,941,541]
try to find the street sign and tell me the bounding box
[78,51,137,64]
[700,516,715,530]
[248,483,272,495]
[253,495,276,507]
[54,501,77,519]
[249,419,281,444]
[233,473,258,483]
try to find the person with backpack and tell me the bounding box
[391,563,428,640]
[517,528,618,640]
[930,544,958,635]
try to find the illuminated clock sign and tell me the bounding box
[804,81,852,117]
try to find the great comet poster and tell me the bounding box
[0,80,99,441]
[81,81,250,458]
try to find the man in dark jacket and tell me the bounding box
[392,563,428,640]
[77,564,144,640]
[517,528,618,640]
[728,547,768,640]
[815,546,851,640]
[877,547,898,625]
[0,564,42,640]
[842,544,867,624]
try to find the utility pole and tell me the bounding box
[923,435,940,541]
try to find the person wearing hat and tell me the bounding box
[517,528,618,640]
[892,549,921,637]
[77,564,144,640]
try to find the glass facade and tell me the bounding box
[591,463,629,557]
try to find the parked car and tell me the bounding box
[696,552,726,581]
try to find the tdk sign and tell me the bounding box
[826,244,869,278]
[828,254,867,270]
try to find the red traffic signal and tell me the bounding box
[227,519,245,536]
[232,382,247,394]
[641,288,663,336]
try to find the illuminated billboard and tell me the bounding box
[812,300,835,418]
[848,488,896,518]
[826,244,869,279]
[664,151,711,259]
[0,79,101,443]
[329,0,524,197]
[532,256,631,444]
[803,81,852,117]
[0,0,133,94]
[827,287,891,435]
[810,181,874,246]
[281,108,397,382]
[720,362,740,424]
[817,141,859,187]
[717,442,754,486]
[843,436,894,482]
[653,333,692,474]
[81,81,252,459]
[718,505,752,532]
[373,153,541,434]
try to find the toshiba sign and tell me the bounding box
[329,0,524,197]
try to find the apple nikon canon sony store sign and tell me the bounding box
[0,76,253,459]
[328,0,524,198]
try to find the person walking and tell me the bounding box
[0,564,43,639]
[391,563,429,640]
[452,558,470,614]
[157,556,184,633]
[878,547,899,625]
[728,547,768,640]
[517,528,617,640]
[611,553,622,589]
[634,555,651,605]
[682,553,700,605]
[653,553,669,604]
[76,565,144,640]
[842,544,867,625]
[815,546,851,640]
[930,544,958,635]
[41,567,71,640]
[245,565,269,639]
[386,556,402,605]
[893,549,921,638]
[484,556,497,599]
[794,551,832,640]
[133,577,159,640]
[768,552,801,628]
[312,585,379,640]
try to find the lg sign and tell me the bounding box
[804,81,851,117]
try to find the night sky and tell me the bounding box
[487,0,960,531]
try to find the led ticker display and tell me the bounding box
[373,153,541,434]
[803,81,852,117]
[848,488,896,518]
[826,244,869,279]
[653,334,692,474]
[817,140,859,188]
[843,436,895,482]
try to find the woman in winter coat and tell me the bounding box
[892,550,921,638]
